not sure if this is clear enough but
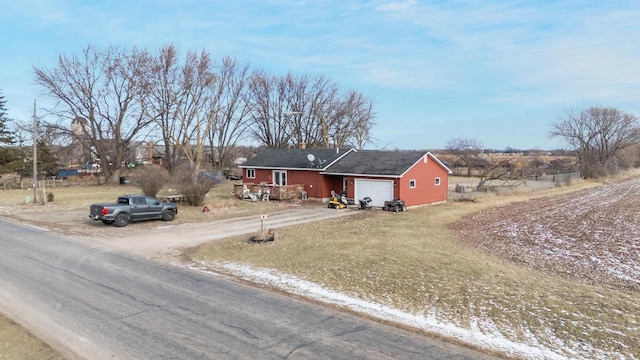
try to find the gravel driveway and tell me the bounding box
[5,206,359,261]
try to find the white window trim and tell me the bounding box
[409,179,416,188]
[246,168,255,179]
[273,170,287,186]
[435,177,441,186]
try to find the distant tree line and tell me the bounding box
[31,44,377,188]
[443,106,640,180]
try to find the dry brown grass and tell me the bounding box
[0,313,64,360]
[186,175,640,358]
[0,182,293,221]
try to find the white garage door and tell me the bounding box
[354,179,394,207]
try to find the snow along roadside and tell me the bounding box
[185,261,593,360]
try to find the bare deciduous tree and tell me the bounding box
[171,52,217,175]
[339,90,376,149]
[476,152,524,190]
[207,57,252,170]
[35,43,378,191]
[246,70,291,148]
[34,45,154,183]
[298,78,376,149]
[445,137,483,176]
[145,46,219,175]
[247,72,376,149]
[145,44,184,174]
[550,107,640,178]
[291,74,336,148]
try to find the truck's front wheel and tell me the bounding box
[114,213,129,227]
[162,210,175,221]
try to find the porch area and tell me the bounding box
[234,183,306,201]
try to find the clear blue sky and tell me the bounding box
[2,1,640,151]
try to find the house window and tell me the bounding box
[273,170,287,186]
[246,169,255,179]
[435,177,441,186]
[409,179,416,188]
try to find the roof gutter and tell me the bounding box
[319,172,401,178]
[238,166,329,171]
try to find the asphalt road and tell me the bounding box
[0,218,496,360]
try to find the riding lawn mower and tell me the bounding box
[328,190,348,209]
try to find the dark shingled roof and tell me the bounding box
[240,148,353,169]
[323,150,427,176]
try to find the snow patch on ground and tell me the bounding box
[189,261,581,360]
[455,178,640,290]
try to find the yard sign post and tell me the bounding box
[32,100,37,204]
[260,214,270,233]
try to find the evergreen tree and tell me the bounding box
[0,91,23,175]
[0,91,15,144]
[20,140,60,177]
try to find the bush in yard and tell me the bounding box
[47,192,54,202]
[173,168,220,206]
[130,165,169,198]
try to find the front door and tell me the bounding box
[273,170,287,186]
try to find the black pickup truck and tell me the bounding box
[89,195,178,227]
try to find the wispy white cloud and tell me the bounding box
[368,1,640,94]
[375,0,417,12]
[2,0,640,149]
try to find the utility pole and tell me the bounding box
[32,100,37,204]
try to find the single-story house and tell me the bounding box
[238,148,452,207]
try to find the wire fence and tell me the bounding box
[524,171,581,188]
[452,171,581,195]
